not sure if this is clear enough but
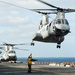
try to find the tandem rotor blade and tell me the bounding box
[36,0,61,9]
[0,1,50,14]
[0,0,42,12]
[14,47,29,51]
[0,1,29,10]
[36,0,75,13]
[0,0,75,14]
[1,42,31,46]
[33,9,56,11]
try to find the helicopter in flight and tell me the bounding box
[0,42,28,63]
[0,0,75,48]
[31,0,75,48]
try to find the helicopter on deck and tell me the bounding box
[0,42,28,63]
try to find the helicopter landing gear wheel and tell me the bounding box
[57,45,61,48]
[31,42,35,46]
[14,61,16,63]
[57,43,61,48]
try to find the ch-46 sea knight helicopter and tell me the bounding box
[0,0,75,48]
[31,0,75,48]
[0,42,28,63]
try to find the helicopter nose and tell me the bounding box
[55,28,69,36]
[55,24,70,36]
[55,24,70,31]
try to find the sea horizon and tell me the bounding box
[17,57,75,63]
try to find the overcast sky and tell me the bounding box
[0,0,75,58]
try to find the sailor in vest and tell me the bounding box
[27,53,37,73]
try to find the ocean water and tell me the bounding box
[17,57,75,63]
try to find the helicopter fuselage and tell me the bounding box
[32,17,70,48]
[0,50,17,62]
[31,11,70,48]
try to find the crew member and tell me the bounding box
[27,53,37,73]
[27,53,32,73]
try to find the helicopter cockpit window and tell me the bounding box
[65,19,69,25]
[49,21,52,26]
[56,19,69,25]
[9,51,15,53]
[12,51,15,53]
[56,19,61,24]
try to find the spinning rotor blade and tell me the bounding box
[0,1,51,14]
[0,1,29,10]
[36,0,61,9]
[2,42,30,46]
[36,0,75,13]
[33,10,50,14]
[2,42,16,46]
[33,9,56,11]
[33,9,57,14]
[10,43,30,46]
[32,8,75,14]
[14,43,32,45]
[36,0,64,12]
[32,9,56,14]
[0,0,75,14]
[65,9,75,13]
[14,47,29,51]
[0,1,41,12]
